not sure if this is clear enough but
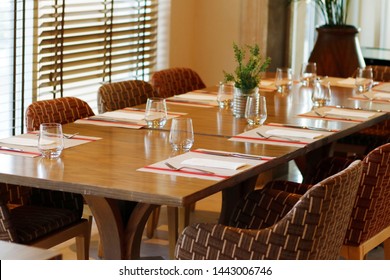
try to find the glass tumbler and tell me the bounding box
[312,80,332,107]
[275,67,293,93]
[38,123,64,159]
[144,97,168,128]
[245,94,267,126]
[355,67,373,93]
[300,62,317,86]
[169,117,194,151]
[217,82,233,109]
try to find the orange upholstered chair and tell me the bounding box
[150,67,206,98]
[97,80,158,114]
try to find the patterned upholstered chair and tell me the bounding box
[97,80,158,114]
[26,96,95,132]
[175,160,362,260]
[0,182,92,259]
[301,143,390,259]
[0,97,96,259]
[334,65,390,157]
[150,67,206,98]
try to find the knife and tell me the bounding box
[335,105,382,112]
[87,116,142,125]
[274,123,335,132]
[0,146,24,152]
[195,150,264,160]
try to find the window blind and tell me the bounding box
[36,0,158,113]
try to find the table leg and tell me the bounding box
[84,195,157,260]
[219,175,258,225]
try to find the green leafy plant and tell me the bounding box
[291,0,350,26]
[223,42,271,93]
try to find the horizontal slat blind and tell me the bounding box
[36,0,157,113]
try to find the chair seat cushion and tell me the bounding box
[10,205,80,244]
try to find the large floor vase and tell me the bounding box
[232,87,259,118]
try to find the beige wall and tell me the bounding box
[165,0,241,86]
[159,0,287,86]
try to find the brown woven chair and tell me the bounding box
[150,67,206,98]
[334,65,390,157]
[175,160,362,260]
[97,80,158,114]
[301,143,390,259]
[0,183,91,259]
[26,96,95,132]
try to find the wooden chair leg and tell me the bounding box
[384,238,390,260]
[75,215,93,260]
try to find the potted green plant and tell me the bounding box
[223,42,271,118]
[292,0,365,77]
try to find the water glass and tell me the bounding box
[245,94,267,126]
[217,82,233,108]
[355,67,373,93]
[312,80,331,107]
[38,123,64,159]
[275,67,293,93]
[300,62,317,86]
[169,117,194,151]
[145,97,167,128]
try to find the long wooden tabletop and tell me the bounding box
[0,77,388,259]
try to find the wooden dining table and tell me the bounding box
[0,77,388,260]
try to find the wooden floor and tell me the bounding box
[52,161,385,260]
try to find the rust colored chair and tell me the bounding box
[175,160,362,260]
[97,80,158,114]
[0,97,96,259]
[26,96,95,132]
[150,67,206,98]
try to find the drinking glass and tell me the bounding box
[245,94,267,126]
[38,123,64,159]
[300,62,317,86]
[355,67,373,93]
[275,67,293,93]
[217,82,233,108]
[169,117,194,151]
[144,97,167,128]
[312,80,332,107]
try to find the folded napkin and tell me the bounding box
[181,158,246,170]
[0,137,53,146]
[99,111,145,120]
[326,109,375,118]
[260,80,274,86]
[174,93,217,101]
[373,83,390,92]
[266,129,322,139]
[373,92,390,100]
[337,77,356,85]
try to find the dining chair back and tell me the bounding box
[150,67,206,98]
[97,80,158,114]
[175,160,362,260]
[25,96,95,132]
[304,143,390,259]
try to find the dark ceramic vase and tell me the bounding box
[308,25,366,78]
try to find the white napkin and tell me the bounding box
[337,78,356,85]
[374,92,390,100]
[0,137,53,147]
[181,158,246,170]
[100,111,145,120]
[174,93,217,101]
[326,109,375,118]
[260,80,274,86]
[266,129,322,139]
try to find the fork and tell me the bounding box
[63,132,79,139]
[256,131,296,141]
[164,162,215,175]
